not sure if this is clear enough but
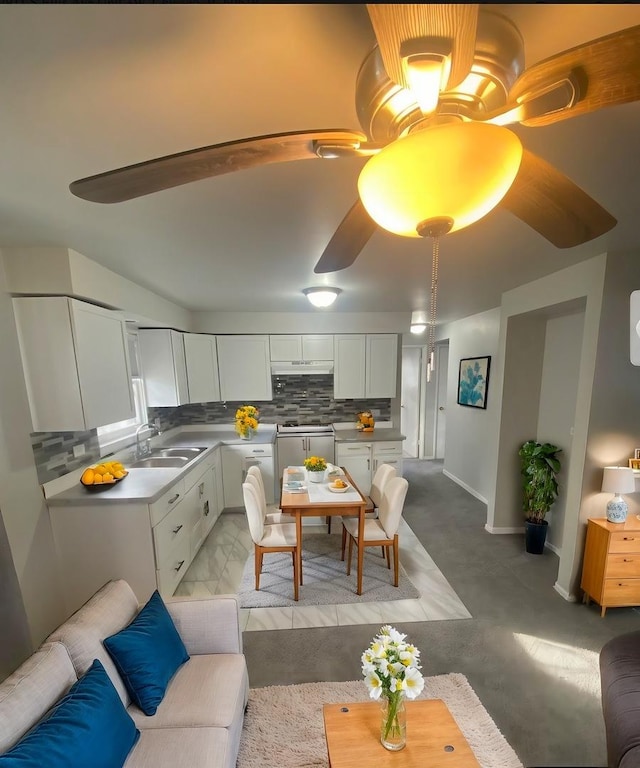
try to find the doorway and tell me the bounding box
[434,343,449,459]
[401,346,423,457]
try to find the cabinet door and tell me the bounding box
[334,335,366,399]
[217,335,273,401]
[71,300,135,429]
[336,444,372,496]
[277,436,307,481]
[302,335,334,361]
[308,434,335,465]
[139,329,189,407]
[184,333,221,403]
[366,334,398,398]
[213,450,225,518]
[270,335,302,361]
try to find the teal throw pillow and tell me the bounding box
[103,589,189,716]
[0,659,139,767]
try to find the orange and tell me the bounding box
[81,468,94,485]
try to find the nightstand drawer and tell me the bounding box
[609,532,640,553]
[607,553,640,578]
[602,579,640,605]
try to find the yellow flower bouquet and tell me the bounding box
[303,456,327,472]
[235,405,259,439]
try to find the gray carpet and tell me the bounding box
[237,533,420,608]
[242,459,640,767]
[238,674,523,768]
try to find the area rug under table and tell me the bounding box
[237,533,420,608]
[237,673,523,768]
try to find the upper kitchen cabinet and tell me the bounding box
[183,333,221,403]
[217,335,273,401]
[138,329,189,407]
[13,296,134,432]
[334,334,398,399]
[269,334,334,362]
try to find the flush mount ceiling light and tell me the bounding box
[303,287,341,308]
[410,310,428,334]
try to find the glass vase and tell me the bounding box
[239,427,255,441]
[380,692,406,751]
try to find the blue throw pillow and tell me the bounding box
[103,589,189,716]
[0,659,139,768]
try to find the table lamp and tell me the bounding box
[601,466,636,523]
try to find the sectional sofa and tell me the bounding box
[0,580,249,767]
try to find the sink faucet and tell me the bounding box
[135,422,161,460]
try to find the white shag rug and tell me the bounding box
[237,673,523,768]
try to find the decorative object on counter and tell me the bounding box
[629,458,640,470]
[357,411,375,432]
[519,440,562,554]
[235,405,259,440]
[601,466,636,523]
[361,624,424,751]
[303,455,327,482]
[80,460,128,490]
[457,356,491,409]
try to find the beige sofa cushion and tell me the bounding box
[124,727,232,768]
[46,579,139,706]
[0,643,77,753]
[127,654,247,730]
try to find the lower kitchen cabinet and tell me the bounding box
[276,434,335,483]
[222,443,275,508]
[581,517,640,617]
[335,440,403,498]
[49,450,220,612]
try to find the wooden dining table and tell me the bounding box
[279,467,368,596]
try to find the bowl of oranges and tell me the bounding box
[81,461,128,491]
[328,478,350,493]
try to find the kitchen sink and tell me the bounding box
[131,456,193,469]
[149,447,207,459]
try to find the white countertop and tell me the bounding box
[333,428,405,443]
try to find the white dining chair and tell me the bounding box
[242,481,299,601]
[341,476,409,589]
[245,465,289,524]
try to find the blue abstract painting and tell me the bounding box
[457,356,491,409]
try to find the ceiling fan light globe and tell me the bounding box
[303,287,341,308]
[357,122,523,238]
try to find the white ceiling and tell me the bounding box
[1,4,639,325]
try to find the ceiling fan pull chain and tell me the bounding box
[427,235,440,383]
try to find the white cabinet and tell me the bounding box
[49,452,219,611]
[216,335,273,402]
[138,329,189,407]
[183,333,221,403]
[335,443,372,496]
[333,334,398,399]
[222,442,275,508]
[276,434,335,483]
[373,441,404,478]
[13,296,134,432]
[269,335,334,362]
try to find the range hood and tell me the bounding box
[271,360,334,375]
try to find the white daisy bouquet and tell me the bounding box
[361,625,424,743]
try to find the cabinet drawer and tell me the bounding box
[372,442,403,457]
[149,479,185,526]
[337,444,371,457]
[153,499,190,563]
[183,459,212,493]
[606,553,640,578]
[156,535,190,597]
[602,578,640,606]
[609,532,640,554]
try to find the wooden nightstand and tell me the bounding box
[581,517,640,616]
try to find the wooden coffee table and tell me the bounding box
[323,699,481,767]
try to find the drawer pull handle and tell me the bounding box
[624,558,633,562]
[253,450,265,454]
[172,524,183,534]
[174,560,185,572]
[168,494,180,504]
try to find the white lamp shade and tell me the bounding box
[303,287,341,308]
[410,310,427,334]
[602,466,636,494]
[357,122,523,238]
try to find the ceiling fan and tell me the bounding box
[69,5,640,275]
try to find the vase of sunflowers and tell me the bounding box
[235,405,259,440]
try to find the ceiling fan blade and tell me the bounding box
[366,4,478,93]
[499,149,617,248]
[69,129,367,203]
[314,200,377,274]
[508,24,640,128]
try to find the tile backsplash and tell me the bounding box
[32,375,391,484]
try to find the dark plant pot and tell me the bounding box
[525,519,548,555]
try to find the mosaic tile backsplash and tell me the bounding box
[32,375,391,484]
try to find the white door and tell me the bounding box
[401,347,422,457]
[435,343,449,459]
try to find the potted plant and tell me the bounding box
[235,405,259,440]
[304,455,327,483]
[519,440,562,555]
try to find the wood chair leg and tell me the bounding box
[393,535,399,587]
[292,548,299,601]
[255,546,263,591]
[385,545,391,570]
[326,515,331,534]
[341,524,347,561]
[346,534,354,576]
[381,546,386,557]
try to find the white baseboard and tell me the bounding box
[545,540,561,556]
[442,469,488,505]
[553,582,577,602]
[484,524,525,534]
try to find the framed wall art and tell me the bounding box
[457,356,491,410]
